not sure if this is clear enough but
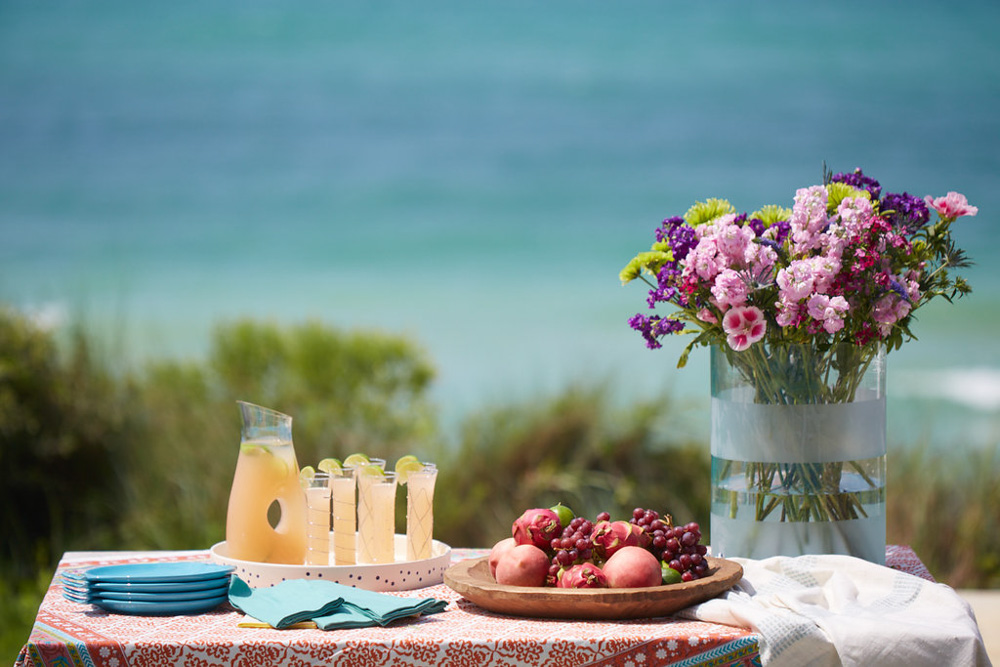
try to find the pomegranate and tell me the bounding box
[494,544,550,587]
[511,508,561,550]
[488,537,517,578]
[557,562,608,589]
[602,546,662,588]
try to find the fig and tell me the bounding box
[488,537,517,578]
[494,544,550,587]
[557,562,608,589]
[602,546,662,588]
[591,520,649,560]
[511,508,561,551]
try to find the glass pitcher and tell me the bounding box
[225,401,307,564]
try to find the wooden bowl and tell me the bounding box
[444,556,742,620]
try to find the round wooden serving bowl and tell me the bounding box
[444,555,743,620]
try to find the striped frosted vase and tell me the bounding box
[709,343,887,564]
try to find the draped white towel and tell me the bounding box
[678,554,991,666]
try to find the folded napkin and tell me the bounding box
[677,554,991,667]
[228,577,448,630]
[228,578,345,628]
[313,587,448,630]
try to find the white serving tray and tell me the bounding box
[209,536,451,591]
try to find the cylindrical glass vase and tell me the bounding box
[710,343,886,564]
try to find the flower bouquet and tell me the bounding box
[620,167,978,560]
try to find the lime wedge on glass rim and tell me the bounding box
[343,453,371,468]
[394,455,424,484]
[298,465,316,487]
[357,465,385,478]
[317,458,342,474]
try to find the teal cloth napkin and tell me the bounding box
[228,577,345,628]
[228,577,448,630]
[313,587,449,630]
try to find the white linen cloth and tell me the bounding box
[678,554,991,666]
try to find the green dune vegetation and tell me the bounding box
[2,305,998,659]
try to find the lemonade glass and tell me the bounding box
[330,465,358,565]
[405,463,437,561]
[357,469,397,564]
[302,472,331,566]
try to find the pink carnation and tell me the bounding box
[924,192,978,220]
[722,305,766,351]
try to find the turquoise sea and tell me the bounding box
[2,1,999,445]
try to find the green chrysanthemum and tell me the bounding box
[750,204,792,227]
[619,250,672,284]
[825,182,870,215]
[684,198,735,226]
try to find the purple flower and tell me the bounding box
[628,313,684,349]
[886,278,912,303]
[880,192,930,233]
[656,216,697,262]
[771,219,791,244]
[832,168,882,200]
[655,216,685,243]
[747,218,766,237]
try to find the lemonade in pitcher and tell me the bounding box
[226,402,307,564]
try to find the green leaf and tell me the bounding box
[676,329,714,368]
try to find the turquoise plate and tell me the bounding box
[91,594,229,615]
[66,583,230,603]
[75,562,234,584]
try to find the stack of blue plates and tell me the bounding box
[60,562,235,615]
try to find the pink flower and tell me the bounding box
[836,196,875,235]
[775,298,802,328]
[711,269,749,309]
[714,216,755,266]
[722,305,766,351]
[806,294,849,334]
[696,308,718,324]
[790,185,829,252]
[924,192,978,220]
[775,259,816,302]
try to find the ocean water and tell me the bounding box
[2,0,999,444]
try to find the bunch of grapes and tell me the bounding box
[546,517,596,585]
[630,507,709,581]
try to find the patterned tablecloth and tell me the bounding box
[17,545,932,667]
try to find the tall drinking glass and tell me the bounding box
[330,466,357,565]
[357,470,397,564]
[405,463,437,561]
[303,472,331,566]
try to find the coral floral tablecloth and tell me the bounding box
[17,546,932,667]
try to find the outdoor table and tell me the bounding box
[17,545,933,667]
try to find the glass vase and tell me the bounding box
[710,343,886,564]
